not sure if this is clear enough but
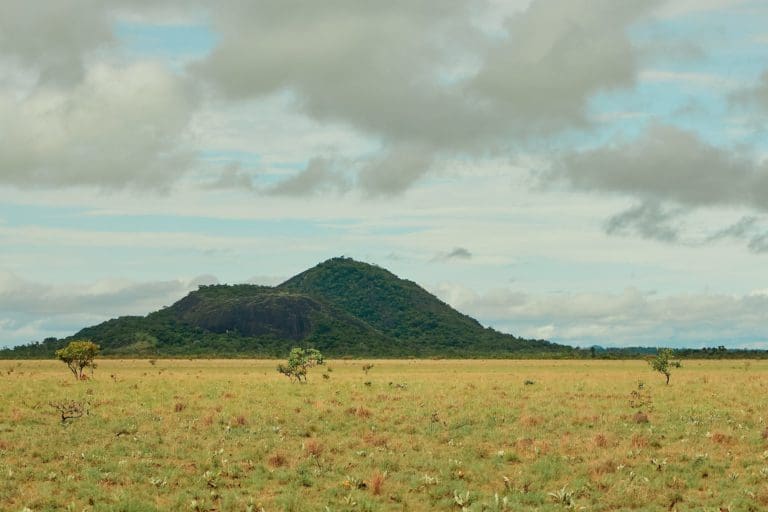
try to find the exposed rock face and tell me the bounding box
[173,292,321,340]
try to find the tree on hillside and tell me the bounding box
[55,340,100,380]
[647,348,680,385]
[277,347,324,383]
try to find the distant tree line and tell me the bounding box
[2,336,767,360]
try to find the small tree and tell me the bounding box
[277,347,324,383]
[55,340,100,380]
[647,348,680,385]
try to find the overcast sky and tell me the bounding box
[2,0,768,349]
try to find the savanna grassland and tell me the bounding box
[1,359,767,511]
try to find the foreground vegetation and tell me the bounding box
[2,359,767,511]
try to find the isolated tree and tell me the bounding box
[55,340,100,380]
[277,347,324,383]
[647,348,680,385]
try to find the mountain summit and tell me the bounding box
[9,257,565,357]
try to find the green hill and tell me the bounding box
[2,257,568,358]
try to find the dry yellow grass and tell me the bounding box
[0,358,766,511]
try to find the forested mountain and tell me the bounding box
[3,257,566,358]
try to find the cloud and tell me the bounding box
[267,158,350,196]
[470,0,657,129]
[555,124,768,210]
[706,216,759,242]
[0,0,114,84]
[433,282,768,347]
[432,247,473,262]
[0,271,215,316]
[356,145,434,196]
[192,0,658,194]
[748,232,768,253]
[0,271,218,347]
[605,201,682,243]
[0,61,197,189]
[208,164,256,191]
[731,70,768,112]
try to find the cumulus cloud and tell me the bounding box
[557,124,768,210]
[433,282,768,347]
[549,123,768,250]
[0,0,114,84]
[0,61,197,189]
[192,0,657,194]
[470,0,656,129]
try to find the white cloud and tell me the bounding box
[0,61,196,189]
[433,282,768,347]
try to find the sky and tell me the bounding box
[1,0,768,349]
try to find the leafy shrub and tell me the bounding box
[277,348,324,383]
[55,340,99,380]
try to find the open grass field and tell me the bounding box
[1,359,767,511]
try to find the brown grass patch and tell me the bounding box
[710,432,733,445]
[363,431,389,447]
[631,434,648,448]
[370,471,385,496]
[173,402,186,413]
[305,439,323,458]
[267,452,288,468]
[590,459,617,477]
[593,433,609,448]
[515,438,535,451]
[346,405,372,418]
[519,415,543,427]
[232,414,247,427]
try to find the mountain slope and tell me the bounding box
[3,257,567,358]
[278,257,544,353]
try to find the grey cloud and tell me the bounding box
[432,247,473,262]
[267,158,350,196]
[605,201,682,243]
[747,233,768,253]
[356,146,434,197]
[0,0,114,84]
[0,0,189,84]
[192,1,486,147]
[470,0,656,129]
[706,216,758,242]
[557,124,768,210]
[193,0,658,194]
